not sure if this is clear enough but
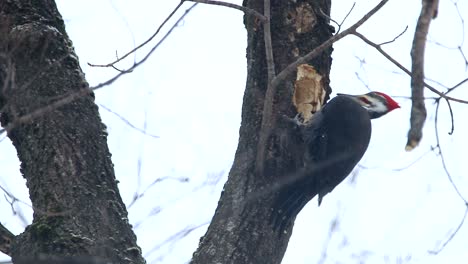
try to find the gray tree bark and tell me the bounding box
[0,1,145,263]
[191,1,333,263]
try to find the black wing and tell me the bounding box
[270,110,328,233]
[270,96,371,233]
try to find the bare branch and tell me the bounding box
[318,8,340,31]
[429,207,468,255]
[255,0,276,174]
[446,78,468,95]
[127,176,189,209]
[317,217,340,264]
[428,0,467,69]
[186,0,266,22]
[0,184,32,210]
[452,0,468,69]
[391,95,439,100]
[339,2,356,32]
[434,101,467,205]
[319,2,356,34]
[352,32,468,104]
[392,146,434,171]
[354,72,370,90]
[426,89,467,254]
[444,98,455,135]
[459,48,468,70]
[88,1,185,68]
[271,0,389,89]
[0,3,199,135]
[378,25,408,46]
[407,0,439,150]
[263,0,276,84]
[98,104,160,139]
[145,222,208,259]
[89,3,197,88]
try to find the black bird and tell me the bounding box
[272,91,400,232]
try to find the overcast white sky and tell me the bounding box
[1,0,468,263]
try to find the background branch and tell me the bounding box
[427,95,468,254]
[186,0,266,21]
[406,0,439,150]
[353,32,468,104]
[0,3,198,136]
[88,1,185,68]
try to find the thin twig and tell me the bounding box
[446,78,468,95]
[0,3,198,135]
[127,176,189,208]
[88,1,185,68]
[318,3,356,34]
[317,217,339,264]
[318,8,340,31]
[99,104,160,139]
[186,0,266,22]
[444,98,455,135]
[352,32,468,104]
[427,93,468,255]
[145,222,209,258]
[0,183,32,210]
[339,2,356,33]
[90,3,197,89]
[392,146,433,171]
[428,77,468,99]
[255,0,276,174]
[392,95,439,100]
[378,26,408,46]
[451,0,468,69]
[271,0,389,90]
[355,71,370,90]
[429,207,468,254]
[434,101,467,204]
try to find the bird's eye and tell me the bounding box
[359,96,371,105]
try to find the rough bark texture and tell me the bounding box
[406,0,437,150]
[191,1,333,263]
[0,1,145,263]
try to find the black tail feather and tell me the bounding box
[270,187,315,234]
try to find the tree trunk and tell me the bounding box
[191,1,333,263]
[0,1,145,263]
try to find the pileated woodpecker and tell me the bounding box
[272,91,399,232]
